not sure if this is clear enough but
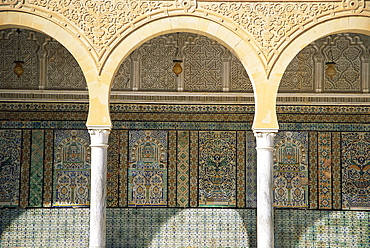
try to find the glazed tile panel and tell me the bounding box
[1,208,369,248]
[106,208,256,248]
[0,208,89,247]
[29,130,44,207]
[128,130,168,207]
[342,132,370,209]
[0,130,22,208]
[198,131,237,207]
[275,210,370,247]
[53,130,91,207]
[273,131,309,208]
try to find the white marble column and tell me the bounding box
[254,130,277,248]
[88,127,110,248]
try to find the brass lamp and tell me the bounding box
[172,32,183,76]
[13,61,24,78]
[325,35,336,79]
[172,59,183,76]
[13,29,24,78]
[325,62,336,79]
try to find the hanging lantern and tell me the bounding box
[13,60,25,78]
[172,59,183,76]
[325,35,336,80]
[13,29,24,78]
[325,62,336,79]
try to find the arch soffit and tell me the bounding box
[270,15,370,88]
[0,11,98,84]
[101,15,262,91]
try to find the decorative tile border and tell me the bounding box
[118,130,128,207]
[168,131,177,208]
[332,132,341,209]
[5,120,370,132]
[1,208,368,248]
[177,131,190,208]
[29,130,44,207]
[309,132,318,209]
[19,130,31,208]
[189,131,199,208]
[43,130,54,207]
[2,102,370,115]
[236,131,246,208]
[107,130,119,207]
[245,132,257,208]
[318,132,332,209]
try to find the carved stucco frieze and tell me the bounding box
[1,0,370,76]
[199,2,339,66]
[199,0,370,73]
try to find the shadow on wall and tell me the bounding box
[106,208,257,248]
[1,208,369,247]
[274,209,370,247]
[0,208,89,247]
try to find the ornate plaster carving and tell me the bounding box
[1,0,370,76]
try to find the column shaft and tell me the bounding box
[255,131,276,248]
[89,128,110,248]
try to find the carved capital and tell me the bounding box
[88,128,110,147]
[254,131,277,150]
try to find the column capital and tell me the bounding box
[252,128,279,134]
[253,129,278,149]
[87,126,111,147]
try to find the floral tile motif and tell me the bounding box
[128,130,168,207]
[342,132,370,209]
[274,131,309,208]
[198,131,237,207]
[0,130,22,208]
[53,130,90,207]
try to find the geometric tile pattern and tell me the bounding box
[0,130,22,207]
[332,132,342,209]
[177,131,190,208]
[106,129,119,207]
[189,131,199,207]
[7,119,370,131]
[4,102,370,211]
[0,208,89,247]
[275,210,370,247]
[342,132,370,209]
[167,131,177,207]
[118,130,129,207]
[245,132,257,208]
[29,130,44,207]
[2,208,369,248]
[273,131,309,208]
[106,208,256,248]
[198,131,237,207]
[309,132,318,209]
[3,102,370,115]
[4,126,370,211]
[318,132,332,209]
[128,130,168,207]
[19,130,31,208]
[236,131,246,208]
[53,130,91,207]
[43,130,54,207]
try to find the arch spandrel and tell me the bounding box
[272,15,370,90]
[0,10,110,127]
